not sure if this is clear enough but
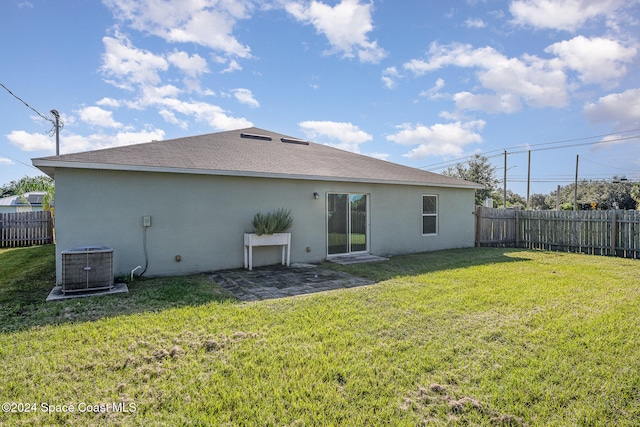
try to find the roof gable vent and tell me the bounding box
[241,132,272,141]
[281,137,309,146]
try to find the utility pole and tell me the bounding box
[503,150,507,209]
[50,109,60,156]
[574,154,579,211]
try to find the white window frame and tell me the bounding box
[422,194,438,236]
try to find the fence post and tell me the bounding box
[515,208,520,248]
[611,211,618,257]
[475,206,482,247]
[46,210,55,244]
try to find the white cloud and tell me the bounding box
[453,92,522,113]
[57,111,75,127]
[401,36,638,114]
[64,129,167,153]
[0,157,14,165]
[220,58,243,73]
[419,78,446,100]
[381,66,400,89]
[103,0,253,58]
[298,120,372,153]
[96,97,121,107]
[386,121,486,160]
[158,109,188,129]
[152,98,253,130]
[167,50,209,77]
[99,129,165,148]
[309,76,320,90]
[99,33,251,132]
[545,36,637,85]
[8,129,166,154]
[101,32,216,101]
[77,106,124,128]
[405,43,506,75]
[509,0,631,32]
[285,0,387,63]
[134,84,182,108]
[232,88,260,108]
[404,42,567,112]
[583,88,640,130]
[7,131,53,152]
[465,18,486,28]
[101,33,169,88]
[488,9,506,20]
[367,152,390,161]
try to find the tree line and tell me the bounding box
[442,154,640,210]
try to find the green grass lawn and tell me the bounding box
[0,245,639,426]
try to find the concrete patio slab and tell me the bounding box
[210,264,375,301]
[46,283,129,302]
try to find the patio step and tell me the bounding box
[328,254,389,265]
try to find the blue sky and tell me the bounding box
[1,0,640,196]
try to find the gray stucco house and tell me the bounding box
[33,127,481,283]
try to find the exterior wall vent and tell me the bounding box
[61,246,114,293]
[241,133,272,141]
[280,137,309,145]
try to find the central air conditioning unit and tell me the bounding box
[61,246,114,293]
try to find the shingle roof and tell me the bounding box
[32,127,482,189]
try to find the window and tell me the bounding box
[422,195,438,235]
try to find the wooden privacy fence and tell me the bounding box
[475,206,640,258]
[0,211,54,248]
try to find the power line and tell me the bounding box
[508,178,638,183]
[0,82,63,136]
[510,128,640,151]
[581,156,640,173]
[420,151,503,170]
[0,83,51,123]
[0,151,40,171]
[419,128,640,170]
[508,134,640,155]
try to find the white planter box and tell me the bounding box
[243,233,291,270]
[244,232,290,247]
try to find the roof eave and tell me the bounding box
[31,160,483,189]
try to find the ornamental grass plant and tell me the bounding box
[252,208,293,235]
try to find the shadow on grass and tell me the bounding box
[1,245,529,333]
[0,245,237,334]
[322,247,531,282]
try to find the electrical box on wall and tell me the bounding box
[143,216,152,227]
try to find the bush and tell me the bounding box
[252,208,293,235]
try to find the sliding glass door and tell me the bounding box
[327,193,368,255]
[350,194,367,252]
[328,194,349,255]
